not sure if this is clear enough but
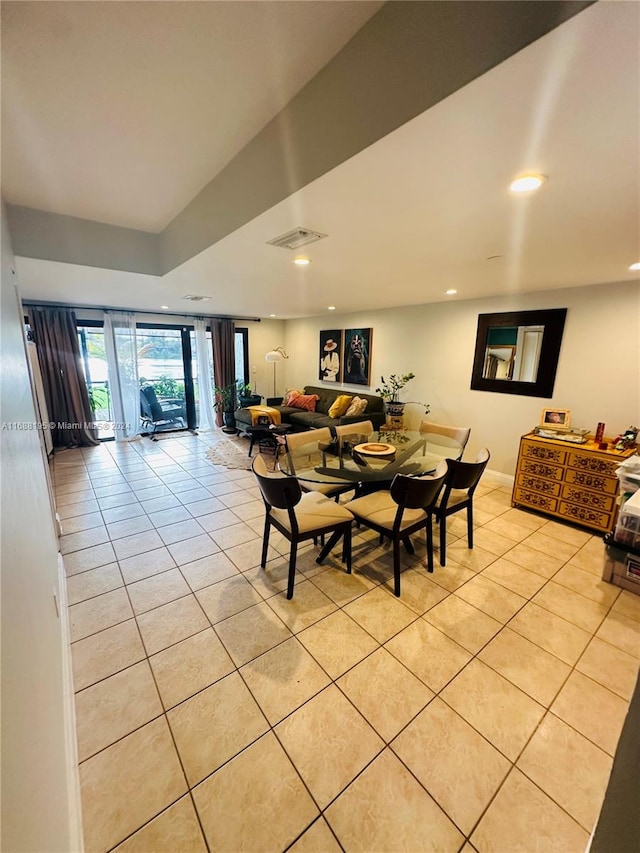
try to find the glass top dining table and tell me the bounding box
[279,428,449,490]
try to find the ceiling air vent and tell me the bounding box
[267,228,327,251]
[182,295,212,302]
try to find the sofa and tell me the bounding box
[235,385,385,434]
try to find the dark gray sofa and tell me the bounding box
[235,384,385,434]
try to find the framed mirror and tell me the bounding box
[470,308,567,398]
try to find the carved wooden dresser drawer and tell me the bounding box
[513,433,635,533]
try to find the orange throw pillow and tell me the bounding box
[288,392,320,412]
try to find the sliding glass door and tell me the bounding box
[137,325,195,435]
[78,319,250,440]
[77,323,114,440]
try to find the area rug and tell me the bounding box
[205,432,255,470]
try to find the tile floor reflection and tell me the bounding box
[52,432,640,852]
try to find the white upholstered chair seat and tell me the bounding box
[436,488,468,509]
[343,463,447,597]
[252,454,353,599]
[345,491,427,532]
[270,491,354,534]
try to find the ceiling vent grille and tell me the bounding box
[267,228,327,251]
[182,295,212,302]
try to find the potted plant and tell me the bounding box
[214,382,238,433]
[376,372,416,416]
[236,381,262,408]
[375,373,430,428]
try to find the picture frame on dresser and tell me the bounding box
[540,407,571,429]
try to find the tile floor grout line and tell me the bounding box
[138,633,214,853]
[282,815,346,853]
[430,549,623,836]
[61,436,639,851]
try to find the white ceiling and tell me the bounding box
[1,0,383,231]
[4,1,640,320]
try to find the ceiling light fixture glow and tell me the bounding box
[161,305,169,310]
[509,173,547,193]
[293,256,311,266]
[629,262,640,271]
[327,305,336,311]
[445,289,457,295]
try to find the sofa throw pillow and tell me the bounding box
[288,392,320,412]
[345,396,368,416]
[328,394,354,418]
[283,388,305,406]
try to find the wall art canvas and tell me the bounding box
[343,328,372,386]
[319,329,343,382]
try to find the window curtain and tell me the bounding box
[194,318,216,431]
[211,318,235,427]
[30,306,98,448]
[103,312,141,441]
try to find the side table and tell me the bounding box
[247,423,293,464]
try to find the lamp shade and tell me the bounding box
[264,347,288,396]
[265,346,288,363]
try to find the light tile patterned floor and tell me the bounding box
[53,432,640,853]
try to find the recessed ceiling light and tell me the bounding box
[293,256,311,266]
[269,314,276,317]
[445,289,457,295]
[629,262,640,271]
[509,174,547,193]
[161,305,169,310]
[327,306,336,311]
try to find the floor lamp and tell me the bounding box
[265,347,288,398]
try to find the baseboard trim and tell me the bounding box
[58,552,84,851]
[485,467,515,489]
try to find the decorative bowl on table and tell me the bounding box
[354,442,396,458]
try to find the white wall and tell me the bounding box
[281,281,640,475]
[246,318,286,400]
[0,210,81,851]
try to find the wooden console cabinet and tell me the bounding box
[512,433,636,533]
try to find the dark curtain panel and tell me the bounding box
[30,307,98,448]
[211,319,235,426]
[485,354,499,379]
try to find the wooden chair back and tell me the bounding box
[252,454,301,510]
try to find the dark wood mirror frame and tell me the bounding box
[470,308,567,398]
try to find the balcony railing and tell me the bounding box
[87,380,114,440]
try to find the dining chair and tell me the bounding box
[435,448,490,566]
[419,421,471,462]
[333,420,374,439]
[344,462,447,597]
[285,428,355,502]
[334,420,382,495]
[251,455,354,599]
